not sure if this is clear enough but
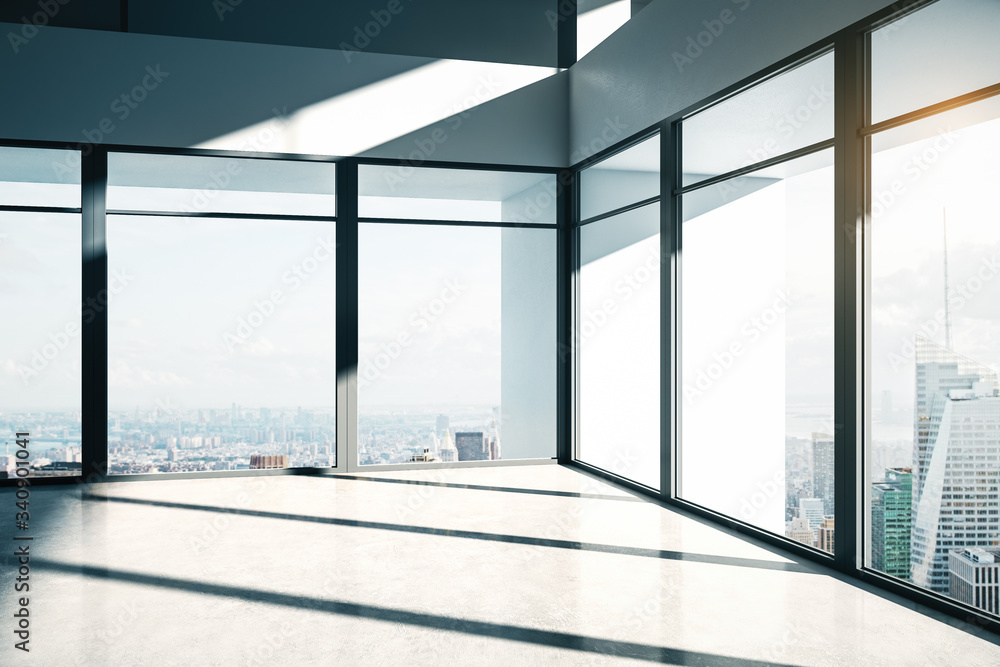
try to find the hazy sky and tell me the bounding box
[358,223,502,408]
[107,215,336,412]
[0,212,81,412]
[870,109,1000,432]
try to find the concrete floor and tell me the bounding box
[1,464,999,666]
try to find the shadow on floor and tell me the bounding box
[84,494,816,574]
[328,474,644,502]
[33,557,801,666]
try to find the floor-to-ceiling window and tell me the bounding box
[865,0,1000,615]
[0,146,82,478]
[576,134,661,489]
[357,165,557,465]
[106,153,337,474]
[677,52,836,553]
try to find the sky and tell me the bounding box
[0,171,553,417]
[0,212,81,412]
[869,106,1000,440]
[357,222,502,408]
[106,215,337,413]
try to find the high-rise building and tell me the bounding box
[455,431,487,461]
[784,437,812,522]
[817,516,835,553]
[949,548,1000,615]
[911,336,1000,594]
[812,432,835,516]
[435,414,450,436]
[439,430,458,463]
[786,516,815,547]
[799,498,825,531]
[871,467,912,580]
[486,416,501,461]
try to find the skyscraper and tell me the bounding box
[439,430,458,463]
[949,547,1000,615]
[871,467,912,580]
[455,431,488,461]
[786,516,815,547]
[817,516,835,553]
[486,416,501,460]
[812,432,835,516]
[784,438,811,522]
[911,336,1000,594]
[799,498,825,531]
[435,414,450,437]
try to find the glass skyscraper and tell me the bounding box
[911,337,1000,594]
[871,467,912,580]
[812,433,835,517]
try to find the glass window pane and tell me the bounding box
[358,223,556,464]
[358,166,557,224]
[107,216,336,474]
[0,146,81,208]
[681,52,834,186]
[578,204,660,489]
[867,94,1000,605]
[0,211,81,477]
[579,134,659,220]
[871,0,1000,124]
[680,149,834,552]
[107,153,336,216]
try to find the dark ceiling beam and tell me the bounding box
[557,0,578,69]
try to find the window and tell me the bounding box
[359,165,556,224]
[680,151,835,548]
[580,134,660,219]
[678,53,835,554]
[107,152,337,216]
[357,165,557,465]
[681,52,834,186]
[576,135,661,489]
[870,0,1000,124]
[0,147,82,478]
[866,0,1000,616]
[106,153,337,474]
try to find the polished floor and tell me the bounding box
[1,464,999,665]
